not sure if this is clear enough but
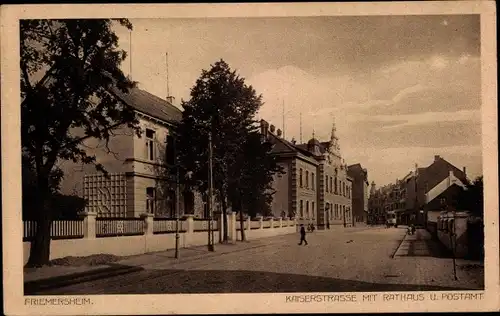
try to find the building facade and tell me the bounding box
[368,155,469,226]
[60,88,205,218]
[347,164,369,225]
[263,120,353,229]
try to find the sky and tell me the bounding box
[112,15,482,186]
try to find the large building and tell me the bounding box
[347,164,370,225]
[262,120,353,229]
[60,87,206,218]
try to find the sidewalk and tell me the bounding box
[24,234,296,285]
[390,228,484,289]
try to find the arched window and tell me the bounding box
[312,173,315,191]
[306,201,309,218]
[325,175,329,192]
[306,171,309,188]
[300,200,303,218]
[299,169,303,187]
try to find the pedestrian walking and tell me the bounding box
[298,224,308,245]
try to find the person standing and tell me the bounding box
[298,224,308,245]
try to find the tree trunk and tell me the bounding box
[26,216,52,267]
[26,169,52,267]
[239,208,246,241]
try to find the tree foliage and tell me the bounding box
[21,19,138,266]
[458,176,484,216]
[177,60,281,241]
[229,131,282,218]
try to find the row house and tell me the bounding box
[368,155,469,226]
[347,164,370,225]
[60,86,206,218]
[263,120,353,229]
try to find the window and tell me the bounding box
[325,175,329,192]
[334,177,338,194]
[312,173,315,191]
[300,200,303,218]
[146,129,156,161]
[165,134,175,166]
[300,169,303,187]
[312,202,315,218]
[146,187,156,214]
[306,171,309,188]
[330,177,333,193]
[306,201,309,218]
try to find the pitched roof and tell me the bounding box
[110,86,182,124]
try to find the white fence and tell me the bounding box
[22,213,297,265]
[23,220,84,241]
[96,218,144,237]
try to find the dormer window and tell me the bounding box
[146,129,156,161]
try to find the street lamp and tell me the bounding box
[441,198,458,281]
[174,136,180,259]
[206,131,215,252]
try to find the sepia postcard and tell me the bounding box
[1,1,499,315]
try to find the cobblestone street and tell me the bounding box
[34,227,484,294]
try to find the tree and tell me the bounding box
[178,60,264,242]
[21,19,139,266]
[458,176,484,217]
[229,131,283,240]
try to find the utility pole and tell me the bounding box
[207,131,215,251]
[299,112,303,143]
[165,52,170,98]
[174,136,180,259]
[129,30,133,78]
[282,99,285,139]
[451,208,458,280]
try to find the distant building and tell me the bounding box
[262,120,353,228]
[409,155,469,225]
[369,155,469,226]
[60,87,205,218]
[347,164,369,225]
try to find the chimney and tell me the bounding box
[291,137,296,144]
[270,124,276,133]
[166,96,175,105]
[463,167,466,175]
[277,129,282,137]
[434,155,440,162]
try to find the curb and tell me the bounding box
[24,264,143,295]
[391,231,408,259]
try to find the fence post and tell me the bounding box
[259,216,264,229]
[279,217,283,228]
[228,212,237,242]
[269,217,274,230]
[184,215,194,247]
[140,213,154,235]
[217,212,224,243]
[79,211,97,239]
[246,217,251,233]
